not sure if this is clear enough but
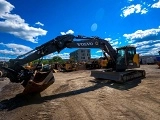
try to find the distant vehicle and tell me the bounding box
[146,57,155,65]
[156,51,160,68]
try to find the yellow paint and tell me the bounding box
[133,54,140,67]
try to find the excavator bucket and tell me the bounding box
[23,71,55,94]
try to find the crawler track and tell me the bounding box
[91,69,146,83]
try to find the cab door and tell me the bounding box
[126,47,140,69]
[116,48,127,71]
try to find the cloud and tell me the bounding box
[45,52,70,59]
[46,51,104,59]
[123,27,160,56]
[35,21,44,26]
[128,0,134,2]
[96,50,103,53]
[104,38,112,41]
[95,38,119,54]
[123,27,160,41]
[106,38,119,48]
[121,1,160,17]
[141,8,148,14]
[137,46,160,56]
[151,0,160,8]
[0,0,47,43]
[91,54,102,58]
[0,56,11,61]
[60,30,74,35]
[0,42,32,56]
[121,4,148,17]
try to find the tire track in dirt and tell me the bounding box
[92,83,159,120]
[53,84,70,94]
[35,99,64,120]
[134,100,160,116]
[94,93,140,120]
[66,76,89,82]
[123,101,160,120]
[76,100,94,120]
[133,95,160,115]
[63,98,94,120]
[113,94,160,120]
[120,105,145,120]
[36,109,53,120]
[146,94,160,104]
[32,82,70,120]
[99,97,148,120]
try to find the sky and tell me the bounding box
[0,0,160,60]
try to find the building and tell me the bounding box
[140,55,157,64]
[70,49,91,62]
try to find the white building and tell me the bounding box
[70,49,91,62]
[140,56,157,64]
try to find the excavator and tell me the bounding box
[0,34,145,94]
[85,57,108,69]
[59,58,78,72]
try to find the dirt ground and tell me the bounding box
[0,65,160,120]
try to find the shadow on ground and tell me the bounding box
[0,78,142,111]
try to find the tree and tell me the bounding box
[32,59,39,64]
[42,59,49,64]
[32,59,49,65]
[51,56,65,64]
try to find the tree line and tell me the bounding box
[32,56,66,65]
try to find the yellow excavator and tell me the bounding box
[24,62,34,70]
[60,59,78,72]
[98,57,109,68]
[85,57,109,69]
[0,35,146,94]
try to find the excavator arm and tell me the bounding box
[15,35,117,65]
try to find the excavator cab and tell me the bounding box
[116,46,140,71]
[91,46,145,82]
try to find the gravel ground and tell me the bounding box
[0,65,160,120]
